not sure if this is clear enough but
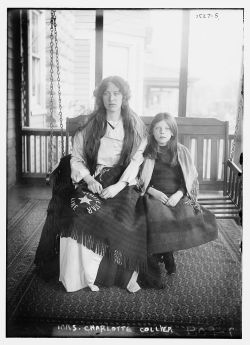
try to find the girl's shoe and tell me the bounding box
[163,252,176,275]
[138,255,166,289]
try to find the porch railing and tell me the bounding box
[224,159,242,210]
[22,127,68,177]
[21,127,235,188]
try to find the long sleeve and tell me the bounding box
[70,129,91,183]
[119,138,147,185]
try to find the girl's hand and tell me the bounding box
[166,190,183,207]
[100,181,127,199]
[148,187,169,205]
[84,175,103,194]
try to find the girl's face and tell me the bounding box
[153,120,173,146]
[102,82,123,113]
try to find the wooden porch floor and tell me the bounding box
[7,184,51,222]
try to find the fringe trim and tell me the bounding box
[36,154,149,273]
[60,226,147,273]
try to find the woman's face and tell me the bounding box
[102,82,123,113]
[153,119,173,146]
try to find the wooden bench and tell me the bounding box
[66,115,241,220]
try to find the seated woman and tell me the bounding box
[36,76,148,293]
[138,113,218,281]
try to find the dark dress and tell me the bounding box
[144,146,218,255]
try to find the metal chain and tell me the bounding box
[48,10,55,174]
[53,10,65,157]
[21,55,27,127]
[230,115,239,161]
[230,71,243,160]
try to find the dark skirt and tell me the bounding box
[144,194,218,254]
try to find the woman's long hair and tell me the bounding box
[144,112,178,166]
[82,76,145,174]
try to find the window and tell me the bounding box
[103,10,145,112]
[72,10,96,116]
[147,87,179,115]
[28,10,96,128]
[142,10,182,117]
[187,9,243,133]
[103,9,183,116]
[26,9,243,129]
[28,10,46,121]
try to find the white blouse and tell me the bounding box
[70,120,147,185]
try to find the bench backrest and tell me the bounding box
[66,115,229,191]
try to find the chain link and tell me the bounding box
[48,10,55,174]
[21,56,27,127]
[230,70,243,160]
[48,10,64,175]
[53,11,65,157]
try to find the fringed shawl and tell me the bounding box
[59,165,147,272]
[34,154,74,280]
[35,155,148,279]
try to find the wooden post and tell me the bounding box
[223,121,229,195]
[10,9,22,182]
[178,10,190,117]
[95,9,103,87]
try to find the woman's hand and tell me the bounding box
[100,181,127,199]
[166,190,183,207]
[84,175,103,194]
[147,187,169,205]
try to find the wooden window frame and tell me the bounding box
[28,9,46,116]
[95,9,190,117]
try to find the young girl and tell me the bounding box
[139,113,218,275]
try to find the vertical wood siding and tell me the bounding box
[7,11,17,188]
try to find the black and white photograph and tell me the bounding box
[2,0,248,341]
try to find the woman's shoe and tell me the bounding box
[88,284,100,291]
[127,282,141,293]
[162,252,176,275]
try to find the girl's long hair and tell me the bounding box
[82,76,145,174]
[144,112,178,166]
